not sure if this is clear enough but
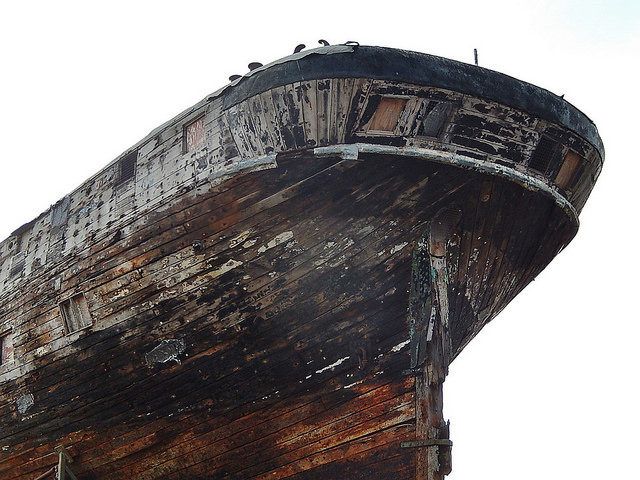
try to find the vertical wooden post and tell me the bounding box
[414,322,451,480]
[409,207,460,480]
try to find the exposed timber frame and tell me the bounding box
[404,207,462,479]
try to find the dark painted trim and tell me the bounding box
[223,46,604,159]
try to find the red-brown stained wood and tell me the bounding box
[555,150,583,190]
[368,97,407,132]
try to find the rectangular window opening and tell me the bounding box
[50,197,70,228]
[368,97,408,133]
[116,150,138,186]
[9,255,25,278]
[184,116,205,153]
[60,293,93,334]
[1,331,14,366]
[529,135,561,174]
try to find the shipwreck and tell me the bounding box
[0,44,603,480]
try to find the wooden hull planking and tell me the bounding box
[0,46,602,480]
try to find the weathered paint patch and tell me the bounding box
[257,231,294,254]
[343,379,364,389]
[315,355,351,374]
[207,259,243,279]
[229,230,253,249]
[390,242,409,255]
[391,339,410,353]
[16,393,34,415]
[145,338,186,366]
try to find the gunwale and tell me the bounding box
[225,46,603,157]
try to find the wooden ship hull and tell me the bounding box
[0,45,603,480]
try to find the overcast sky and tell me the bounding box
[1,1,638,478]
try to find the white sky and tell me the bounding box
[0,1,638,478]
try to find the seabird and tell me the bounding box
[318,39,330,46]
[248,62,263,71]
[294,44,305,53]
[228,75,242,82]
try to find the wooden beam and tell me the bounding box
[409,208,461,479]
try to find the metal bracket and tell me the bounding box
[54,446,79,480]
[401,439,453,448]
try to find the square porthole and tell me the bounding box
[60,293,93,334]
[116,150,138,186]
[9,255,24,278]
[184,116,205,153]
[529,135,561,174]
[1,330,14,366]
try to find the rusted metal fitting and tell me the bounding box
[400,439,453,448]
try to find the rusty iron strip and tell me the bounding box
[54,446,79,480]
[313,143,579,227]
[401,439,453,448]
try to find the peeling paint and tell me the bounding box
[390,242,408,255]
[242,239,257,248]
[344,380,364,389]
[315,356,350,375]
[257,231,294,254]
[16,393,34,415]
[207,259,243,279]
[391,339,410,353]
[229,230,253,249]
[145,338,186,366]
